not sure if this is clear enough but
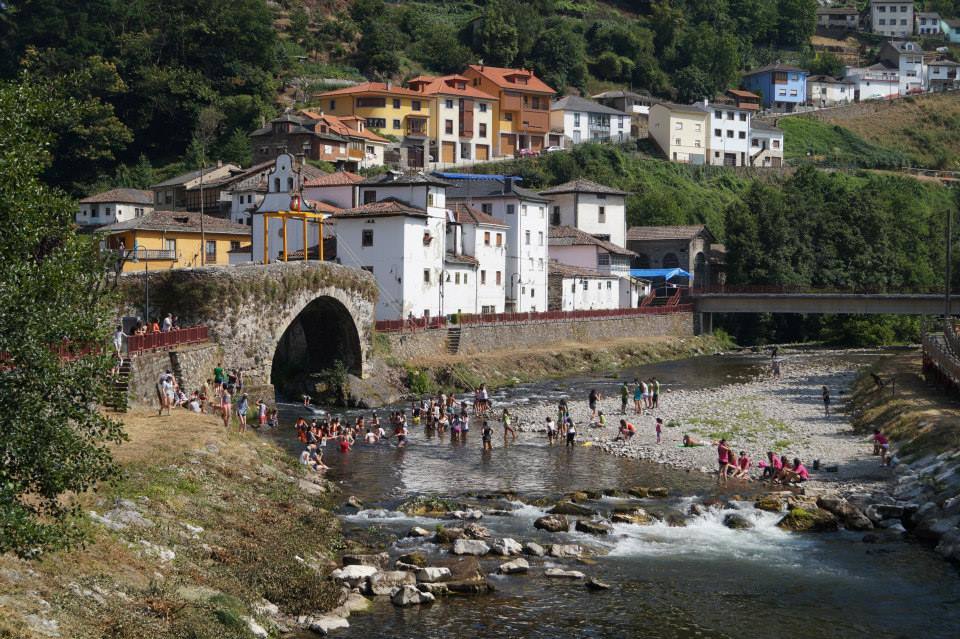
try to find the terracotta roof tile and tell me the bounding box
[96,210,251,236]
[547,260,613,279]
[548,225,635,256]
[80,188,153,205]
[466,65,555,94]
[626,225,713,242]
[303,171,364,187]
[335,198,428,219]
[540,178,627,196]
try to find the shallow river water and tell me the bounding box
[278,351,960,639]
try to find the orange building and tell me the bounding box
[461,65,556,158]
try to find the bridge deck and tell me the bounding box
[693,293,956,315]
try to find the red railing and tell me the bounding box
[126,326,210,355]
[375,305,695,333]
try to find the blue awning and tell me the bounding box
[630,268,691,281]
[432,172,522,182]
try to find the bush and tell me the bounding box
[406,367,432,395]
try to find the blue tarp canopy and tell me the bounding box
[432,172,521,182]
[630,268,691,281]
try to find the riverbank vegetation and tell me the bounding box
[0,410,344,638]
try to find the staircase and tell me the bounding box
[445,327,462,354]
[108,357,131,412]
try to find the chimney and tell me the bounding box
[386,80,392,90]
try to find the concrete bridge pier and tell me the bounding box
[694,312,713,335]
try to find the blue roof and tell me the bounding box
[630,268,691,281]
[433,172,522,182]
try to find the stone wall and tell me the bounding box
[127,343,221,406]
[384,312,694,361]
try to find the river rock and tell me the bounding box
[417,567,451,583]
[390,584,435,607]
[408,526,432,538]
[490,538,523,556]
[452,539,490,556]
[723,513,754,530]
[464,523,491,539]
[817,497,873,531]
[397,552,427,568]
[435,527,465,544]
[548,502,596,517]
[776,508,839,533]
[575,520,613,535]
[534,514,569,533]
[873,504,905,520]
[688,503,705,517]
[548,544,583,558]
[342,553,390,569]
[246,617,268,639]
[523,542,546,557]
[568,491,590,503]
[611,507,654,525]
[754,494,785,513]
[647,487,669,498]
[330,565,378,588]
[449,509,484,521]
[585,578,611,590]
[915,514,960,541]
[345,496,363,509]
[497,558,530,575]
[544,568,586,579]
[367,571,417,596]
[417,582,450,596]
[627,487,649,498]
[309,616,350,635]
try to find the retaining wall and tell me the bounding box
[385,312,694,361]
[128,343,222,406]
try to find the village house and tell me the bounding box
[815,6,860,30]
[648,102,708,165]
[150,162,241,211]
[443,175,549,312]
[740,64,809,111]
[724,89,762,112]
[249,111,388,171]
[548,225,645,308]
[540,178,628,248]
[299,110,389,168]
[843,62,900,100]
[916,12,943,37]
[591,89,662,138]
[97,210,251,272]
[868,0,914,38]
[333,173,451,321]
[749,121,784,168]
[807,75,856,106]
[879,40,927,95]
[446,204,509,314]
[76,188,153,228]
[547,261,623,312]
[706,102,752,167]
[462,65,556,158]
[404,74,498,167]
[228,160,328,227]
[549,95,631,145]
[927,58,960,92]
[626,224,715,287]
[301,171,364,211]
[942,17,960,43]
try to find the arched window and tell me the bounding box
[633,252,651,269]
[287,177,294,191]
[273,178,280,192]
[662,252,680,269]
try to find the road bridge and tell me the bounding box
[692,292,957,315]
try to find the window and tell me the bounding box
[393,119,401,129]
[675,138,681,146]
[552,206,560,225]
[778,89,786,96]
[525,230,530,245]
[464,274,468,284]
[445,99,453,109]
[392,98,401,109]
[423,269,431,283]
[738,131,746,139]
[105,207,111,216]
[205,240,217,262]
[362,229,374,247]
[606,281,612,290]
[482,203,493,214]
[460,144,471,159]
[598,206,606,223]
[714,110,722,118]
[538,231,543,245]
[367,118,386,128]
[597,282,601,290]
[506,204,515,215]
[455,272,461,284]
[752,139,760,147]
[714,128,722,137]
[538,258,543,271]
[674,121,683,130]
[330,100,336,110]
[582,281,588,291]
[363,190,376,204]
[428,191,435,207]
[496,233,503,247]
[714,151,721,158]
[694,140,701,148]
[789,89,798,96]
[165,239,176,253]
[479,103,487,113]
[484,231,491,246]
[773,140,781,149]
[480,270,487,284]
[504,113,513,122]
[726,112,734,120]
[445,119,453,134]
[357,97,386,108]
[479,123,487,138]
[412,100,421,111]
[618,118,624,129]
[726,130,734,138]
[496,271,502,285]
[574,113,580,127]
[739,113,747,121]
[879,18,886,25]
[695,123,701,132]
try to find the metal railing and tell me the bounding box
[126,326,210,355]
[923,331,960,388]
[943,320,960,357]
[690,284,950,296]
[375,305,695,333]
[105,247,178,262]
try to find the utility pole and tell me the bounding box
[199,161,205,266]
[947,205,953,319]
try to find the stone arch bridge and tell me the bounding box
[120,262,377,397]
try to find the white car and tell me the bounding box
[544,146,563,153]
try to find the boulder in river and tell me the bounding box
[452,539,490,556]
[534,514,569,533]
[754,494,785,513]
[490,538,523,556]
[544,568,586,579]
[330,565,378,589]
[408,526,432,538]
[417,567,451,583]
[523,542,546,557]
[548,502,596,517]
[497,558,530,575]
[627,487,649,498]
[399,496,461,517]
[309,615,350,635]
[723,513,754,530]
[585,578,611,590]
[776,508,839,533]
[434,527,465,544]
[548,544,583,558]
[817,496,873,531]
[575,520,613,536]
[610,507,654,525]
[647,487,669,498]
[390,584,435,607]
[345,496,363,509]
[397,552,427,568]
[342,552,390,569]
[464,523,491,539]
[367,570,417,596]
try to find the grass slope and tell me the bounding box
[778,117,906,168]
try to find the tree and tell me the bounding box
[356,18,404,78]
[217,128,254,167]
[412,22,473,74]
[474,0,519,67]
[809,52,844,78]
[674,66,712,103]
[0,78,125,557]
[529,19,587,91]
[777,0,817,48]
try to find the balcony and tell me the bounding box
[502,94,522,112]
[405,116,428,137]
[519,110,549,133]
[107,247,178,262]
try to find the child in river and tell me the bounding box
[481,420,493,450]
[546,416,558,444]
[872,429,890,466]
[565,418,577,447]
[501,408,517,441]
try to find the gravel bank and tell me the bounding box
[509,351,894,492]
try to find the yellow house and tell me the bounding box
[648,103,709,165]
[97,210,252,272]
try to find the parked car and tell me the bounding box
[544,146,563,153]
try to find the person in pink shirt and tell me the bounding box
[716,439,732,484]
[734,451,751,479]
[873,429,890,466]
[780,458,809,483]
[759,451,781,480]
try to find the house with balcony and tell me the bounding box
[405,74,498,167]
[150,162,241,211]
[724,89,762,112]
[816,6,860,30]
[843,62,901,100]
[706,102,752,167]
[77,188,153,228]
[741,64,809,111]
[447,204,508,314]
[807,75,856,106]
[316,82,433,169]
[749,121,784,168]
[548,225,645,308]
[97,210,251,272]
[462,65,556,158]
[443,175,549,312]
[869,0,914,37]
[540,178,628,248]
[549,95,631,145]
[591,89,662,138]
[879,40,927,95]
[942,17,960,43]
[916,12,943,37]
[648,103,708,164]
[249,111,388,170]
[298,110,389,169]
[927,58,960,91]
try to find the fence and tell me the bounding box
[374,305,694,333]
[923,331,960,390]
[126,326,210,355]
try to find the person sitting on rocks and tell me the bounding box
[759,451,782,480]
[616,419,636,441]
[778,457,810,483]
[734,451,751,479]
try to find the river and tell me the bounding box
[277,350,960,639]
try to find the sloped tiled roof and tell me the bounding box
[334,198,428,219]
[80,188,153,205]
[727,89,760,99]
[304,200,342,215]
[444,179,548,203]
[297,110,389,144]
[96,210,251,236]
[445,252,479,266]
[450,203,508,228]
[316,81,424,98]
[303,171,364,187]
[627,225,713,242]
[547,260,613,279]
[551,95,629,116]
[361,172,451,187]
[407,75,497,100]
[548,225,635,256]
[540,178,627,196]
[465,65,555,94]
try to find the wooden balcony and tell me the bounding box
[519,109,549,133]
[405,116,428,137]
[502,93,522,112]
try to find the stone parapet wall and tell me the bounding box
[385,312,693,361]
[127,343,221,407]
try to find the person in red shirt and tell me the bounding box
[872,429,890,466]
[780,458,809,483]
[617,419,636,441]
